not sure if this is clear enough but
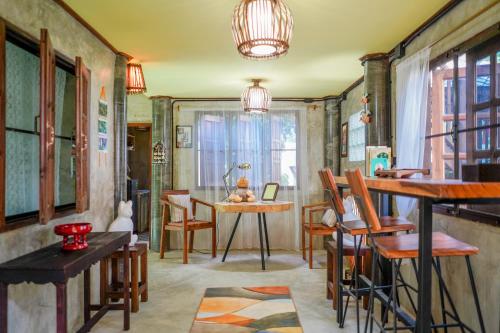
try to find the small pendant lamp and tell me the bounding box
[241,80,272,113]
[126,63,147,95]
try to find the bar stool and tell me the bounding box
[345,168,485,333]
[319,168,416,331]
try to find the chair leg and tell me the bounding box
[332,246,338,310]
[301,226,306,260]
[183,230,188,264]
[308,233,313,269]
[211,225,217,258]
[159,227,165,259]
[327,247,333,299]
[189,231,194,253]
[362,249,372,310]
[465,256,486,333]
[131,253,139,313]
[364,251,377,333]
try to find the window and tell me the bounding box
[348,111,366,162]
[425,33,500,221]
[0,23,90,232]
[196,111,299,189]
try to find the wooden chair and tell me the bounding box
[159,190,216,264]
[345,168,484,332]
[301,201,334,269]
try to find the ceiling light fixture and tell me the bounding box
[126,63,147,95]
[241,80,272,113]
[232,0,294,60]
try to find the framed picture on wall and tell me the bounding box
[176,125,193,148]
[340,122,348,157]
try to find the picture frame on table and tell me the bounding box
[340,122,348,157]
[176,125,193,148]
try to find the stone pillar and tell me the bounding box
[360,53,389,147]
[113,54,128,215]
[150,96,173,252]
[324,97,341,175]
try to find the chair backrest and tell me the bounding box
[344,168,381,231]
[160,190,191,223]
[161,190,190,201]
[318,168,345,215]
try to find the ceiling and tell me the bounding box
[64,0,449,98]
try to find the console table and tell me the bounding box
[215,201,293,270]
[0,232,131,333]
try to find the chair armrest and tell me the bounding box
[191,197,215,209]
[302,201,329,210]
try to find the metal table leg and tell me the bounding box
[222,213,242,262]
[262,213,270,257]
[257,213,266,270]
[416,198,433,333]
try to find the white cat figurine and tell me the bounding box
[108,200,138,246]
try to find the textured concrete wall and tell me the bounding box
[127,94,152,123]
[0,0,116,332]
[324,98,340,175]
[340,82,365,175]
[390,2,500,332]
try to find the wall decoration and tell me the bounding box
[98,87,108,152]
[366,146,392,176]
[340,122,348,157]
[360,93,372,124]
[176,125,192,148]
[153,141,167,164]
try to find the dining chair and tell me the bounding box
[345,168,485,333]
[159,190,216,264]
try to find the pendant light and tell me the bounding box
[241,80,272,113]
[126,63,147,95]
[232,0,294,60]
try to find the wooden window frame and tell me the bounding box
[426,26,500,227]
[0,20,90,232]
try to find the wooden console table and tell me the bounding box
[334,176,500,333]
[0,232,131,333]
[215,201,293,270]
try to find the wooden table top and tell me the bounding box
[0,232,130,285]
[214,201,293,213]
[335,176,500,200]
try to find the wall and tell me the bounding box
[0,0,117,332]
[169,100,325,250]
[127,93,152,123]
[390,1,500,331]
[339,82,366,174]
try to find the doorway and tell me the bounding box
[127,123,152,239]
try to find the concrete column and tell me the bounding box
[150,96,173,252]
[360,53,389,147]
[324,97,341,175]
[113,54,128,215]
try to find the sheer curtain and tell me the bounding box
[175,107,308,250]
[395,47,431,217]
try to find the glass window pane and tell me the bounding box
[54,67,77,207]
[424,135,455,179]
[474,108,490,150]
[5,40,40,219]
[496,51,500,98]
[475,56,490,103]
[428,60,455,136]
[497,106,500,149]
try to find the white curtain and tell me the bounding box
[395,47,431,217]
[175,108,309,250]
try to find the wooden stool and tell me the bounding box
[100,242,148,313]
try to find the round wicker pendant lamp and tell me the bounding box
[232,0,294,60]
[241,80,272,113]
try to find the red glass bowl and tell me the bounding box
[54,223,93,251]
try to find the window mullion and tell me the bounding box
[453,54,460,179]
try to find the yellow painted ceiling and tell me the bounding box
[64,0,449,97]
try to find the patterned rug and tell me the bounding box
[190,286,303,333]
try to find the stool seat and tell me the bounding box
[341,216,416,236]
[374,232,479,259]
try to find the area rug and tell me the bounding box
[190,286,303,333]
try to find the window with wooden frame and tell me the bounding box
[0,21,90,232]
[424,29,500,225]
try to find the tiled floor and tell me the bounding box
[93,250,365,333]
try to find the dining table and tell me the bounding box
[334,176,500,333]
[214,201,293,270]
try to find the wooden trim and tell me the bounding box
[341,76,364,99]
[51,0,130,57]
[39,29,56,224]
[0,20,5,230]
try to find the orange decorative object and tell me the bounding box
[54,223,93,251]
[126,63,147,95]
[236,176,249,188]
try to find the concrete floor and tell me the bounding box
[93,250,365,333]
